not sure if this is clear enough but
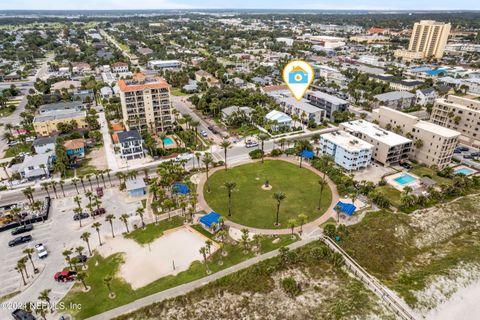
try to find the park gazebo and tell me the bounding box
[199,212,221,233]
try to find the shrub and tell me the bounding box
[281,277,301,297]
[270,149,283,157]
[249,149,264,159]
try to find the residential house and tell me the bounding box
[112,62,129,73]
[63,139,86,159]
[182,80,198,93]
[72,90,95,103]
[147,60,181,70]
[416,88,438,106]
[221,106,254,124]
[195,70,219,87]
[265,110,292,131]
[125,177,146,197]
[10,152,54,181]
[32,136,56,154]
[117,130,144,160]
[100,86,114,100]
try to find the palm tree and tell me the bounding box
[257,133,269,163]
[40,182,50,198]
[217,229,227,255]
[79,175,87,193]
[287,218,297,235]
[159,132,167,149]
[273,191,286,226]
[104,276,114,297]
[81,232,92,256]
[59,179,66,197]
[72,178,80,194]
[22,186,35,204]
[92,222,102,246]
[224,181,236,216]
[119,213,130,233]
[202,153,213,192]
[23,248,36,271]
[318,178,326,210]
[15,264,27,286]
[100,170,107,188]
[50,180,58,198]
[220,140,231,170]
[106,169,113,187]
[105,214,116,238]
[297,213,308,235]
[195,152,201,169]
[73,207,83,227]
[38,289,52,311]
[20,257,29,278]
[334,205,342,222]
[205,239,212,256]
[136,207,145,228]
[77,272,89,290]
[85,174,93,190]
[199,246,209,273]
[62,249,73,269]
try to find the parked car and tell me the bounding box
[54,270,77,282]
[9,235,32,247]
[76,254,88,263]
[245,140,259,148]
[96,187,104,197]
[92,208,106,216]
[458,146,469,152]
[12,309,36,320]
[200,130,208,137]
[7,140,19,147]
[175,153,193,162]
[400,162,413,170]
[73,212,89,221]
[11,224,33,235]
[35,243,48,259]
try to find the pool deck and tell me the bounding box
[385,171,422,191]
[453,165,478,176]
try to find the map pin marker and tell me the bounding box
[283,60,314,101]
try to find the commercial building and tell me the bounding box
[308,35,346,49]
[147,60,182,70]
[319,130,374,171]
[430,95,480,146]
[373,91,415,110]
[395,20,451,60]
[373,107,459,168]
[340,120,412,166]
[305,91,349,122]
[118,73,173,133]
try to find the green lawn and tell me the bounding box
[376,186,402,208]
[410,165,452,185]
[190,224,215,239]
[3,143,32,158]
[124,216,184,245]
[170,87,188,96]
[204,160,332,229]
[62,233,299,319]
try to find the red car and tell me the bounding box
[96,187,104,197]
[92,208,106,216]
[54,270,77,282]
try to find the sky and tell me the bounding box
[0,0,478,11]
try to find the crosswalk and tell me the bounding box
[0,220,53,296]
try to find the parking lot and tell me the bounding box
[0,188,143,319]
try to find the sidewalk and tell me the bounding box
[86,237,316,320]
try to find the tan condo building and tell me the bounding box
[339,120,412,166]
[118,73,174,133]
[395,20,451,61]
[430,95,480,147]
[373,107,459,169]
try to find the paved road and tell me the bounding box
[98,111,119,171]
[86,236,316,320]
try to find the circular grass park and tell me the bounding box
[203,160,332,229]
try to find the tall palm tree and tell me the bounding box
[93,170,100,188]
[62,249,73,269]
[19,257,29,278]
[15,264,26,286]
[106,169,113,187]
[77,272,89,290]
[136,207,145,228]
[220,140,231,170]
[73,207,83,227]
[59,179,66,197]
[72,178,80,194]
[318,178,326,210]
[100,170,107,188]
[105,214,116,238]
[273,191,286,226]
[92,222,102,246]
[50,180,58,198]
[38,289,52,311]
[287,218,297,235]
[23,248,36,271]
[159,132,167,149]
[199,246,209,273]
[119,213,130,233]
[334,205,342,222]
[75,246,86,268]
[224,181,236,216]
[40,182,50,198]
[79,175,87,193]
[85,174,94,190]
[22,186,35,204]
[257,133,269,163]
[202,153,213,192]
[81,232,92,256]
[297,213,308,234]
[104,276,114,297]
[195,152,201,170]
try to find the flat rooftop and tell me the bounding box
[340,120,412,146]
[277,96,323,114]
[307,90,348,105]
[322,130,374,152]
[414,121,460,138]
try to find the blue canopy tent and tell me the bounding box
[199,212,221,233]
[335,201,357,216]
[300,149,314,159]
[173,183,190,195]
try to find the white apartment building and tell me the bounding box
[430,95,480,147]
[320,131,374,171]
[147,60,182,70]
[340,120,412,166]
[373,107,460,169]
[118,73,173,133]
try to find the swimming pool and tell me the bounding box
[455,168,474,176]
[163,137,174,145]
[394,174,417,185]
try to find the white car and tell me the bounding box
[35,243,48,259]
[175,153,194,162]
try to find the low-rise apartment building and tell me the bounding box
[340,120,412,166]
[430,95,480,146]
[305,91,349,122]
[373,107,459,168]
[319,130,374,171]
[118,73,173,133]
[34,103,88,137]
[373,91,415,110]
[117,130,144,160]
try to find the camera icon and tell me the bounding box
[288,67,308,84]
